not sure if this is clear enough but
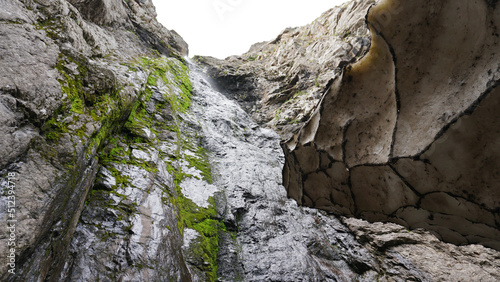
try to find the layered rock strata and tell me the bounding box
[283,0,500,251]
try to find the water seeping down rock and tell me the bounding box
[0,0,499,281]
[194,0,374,141]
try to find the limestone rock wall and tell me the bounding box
[194,0,375,140]
[0,0,190,280]
[283,0,500,250]
[2,0,500,280]
[61,58,209,281]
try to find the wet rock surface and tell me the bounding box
[194,0,375,140]
[0,0,188,280]
[189,66,377,281]
[187,63,500,281]
[1,0,499,281]
[61,58,198,281]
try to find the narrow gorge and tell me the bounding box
[0,0,499,281]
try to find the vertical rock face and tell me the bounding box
[1,0,500,281]
[194,0,375,140]
[283,0,500,251]
[192,1,500,281]
[61,58,206,281]
[0,0,190,280]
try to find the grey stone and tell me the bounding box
[344,218,500,281]
[194,0,374,140]
[2,0,500,281]
[0,0,188,279]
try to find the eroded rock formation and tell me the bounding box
[195,0,375,140]
[283,0,500,251]
[0,0,195,280]
[1,0,500,281]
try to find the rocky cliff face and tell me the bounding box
[282,0,500,252]
[0,0,194,280]
[194,0,374,140]
[197,0,500,280]
[1,0,500,281]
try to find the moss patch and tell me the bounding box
[77,55,223,280]
[171,166,221,281]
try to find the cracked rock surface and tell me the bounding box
[194,0,375,140]
[185,64,500,282]
[0,0,187,280]
[283,0,500,251]
[1,0,500,281]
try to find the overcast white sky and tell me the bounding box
[152,0,348,59]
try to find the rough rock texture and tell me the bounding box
[2,0,500,281]
[194,0,374,140]
[343,218,500,281]
[186,65,500,282]
[60,58,209,281]
[198,0,500,280]
[0,0,190,280]
[282,0,500,251]
[189,66,376,281]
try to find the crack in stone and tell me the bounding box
[414,79,500,160]
[341,119,353,167]
[281,0,500,252]
[420,190,499,216]
[388,156,500,217]
[388,164,422,198]
[366,18,401,161]
[349,163,390,170]
[387,200,499,233]
[346,168,357,215]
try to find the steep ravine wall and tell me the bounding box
[1,0,500,281]
[194,0,375,140]
[283,0,500,250]
[0,0,194,280]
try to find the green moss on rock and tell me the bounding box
[77,55,223,281]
